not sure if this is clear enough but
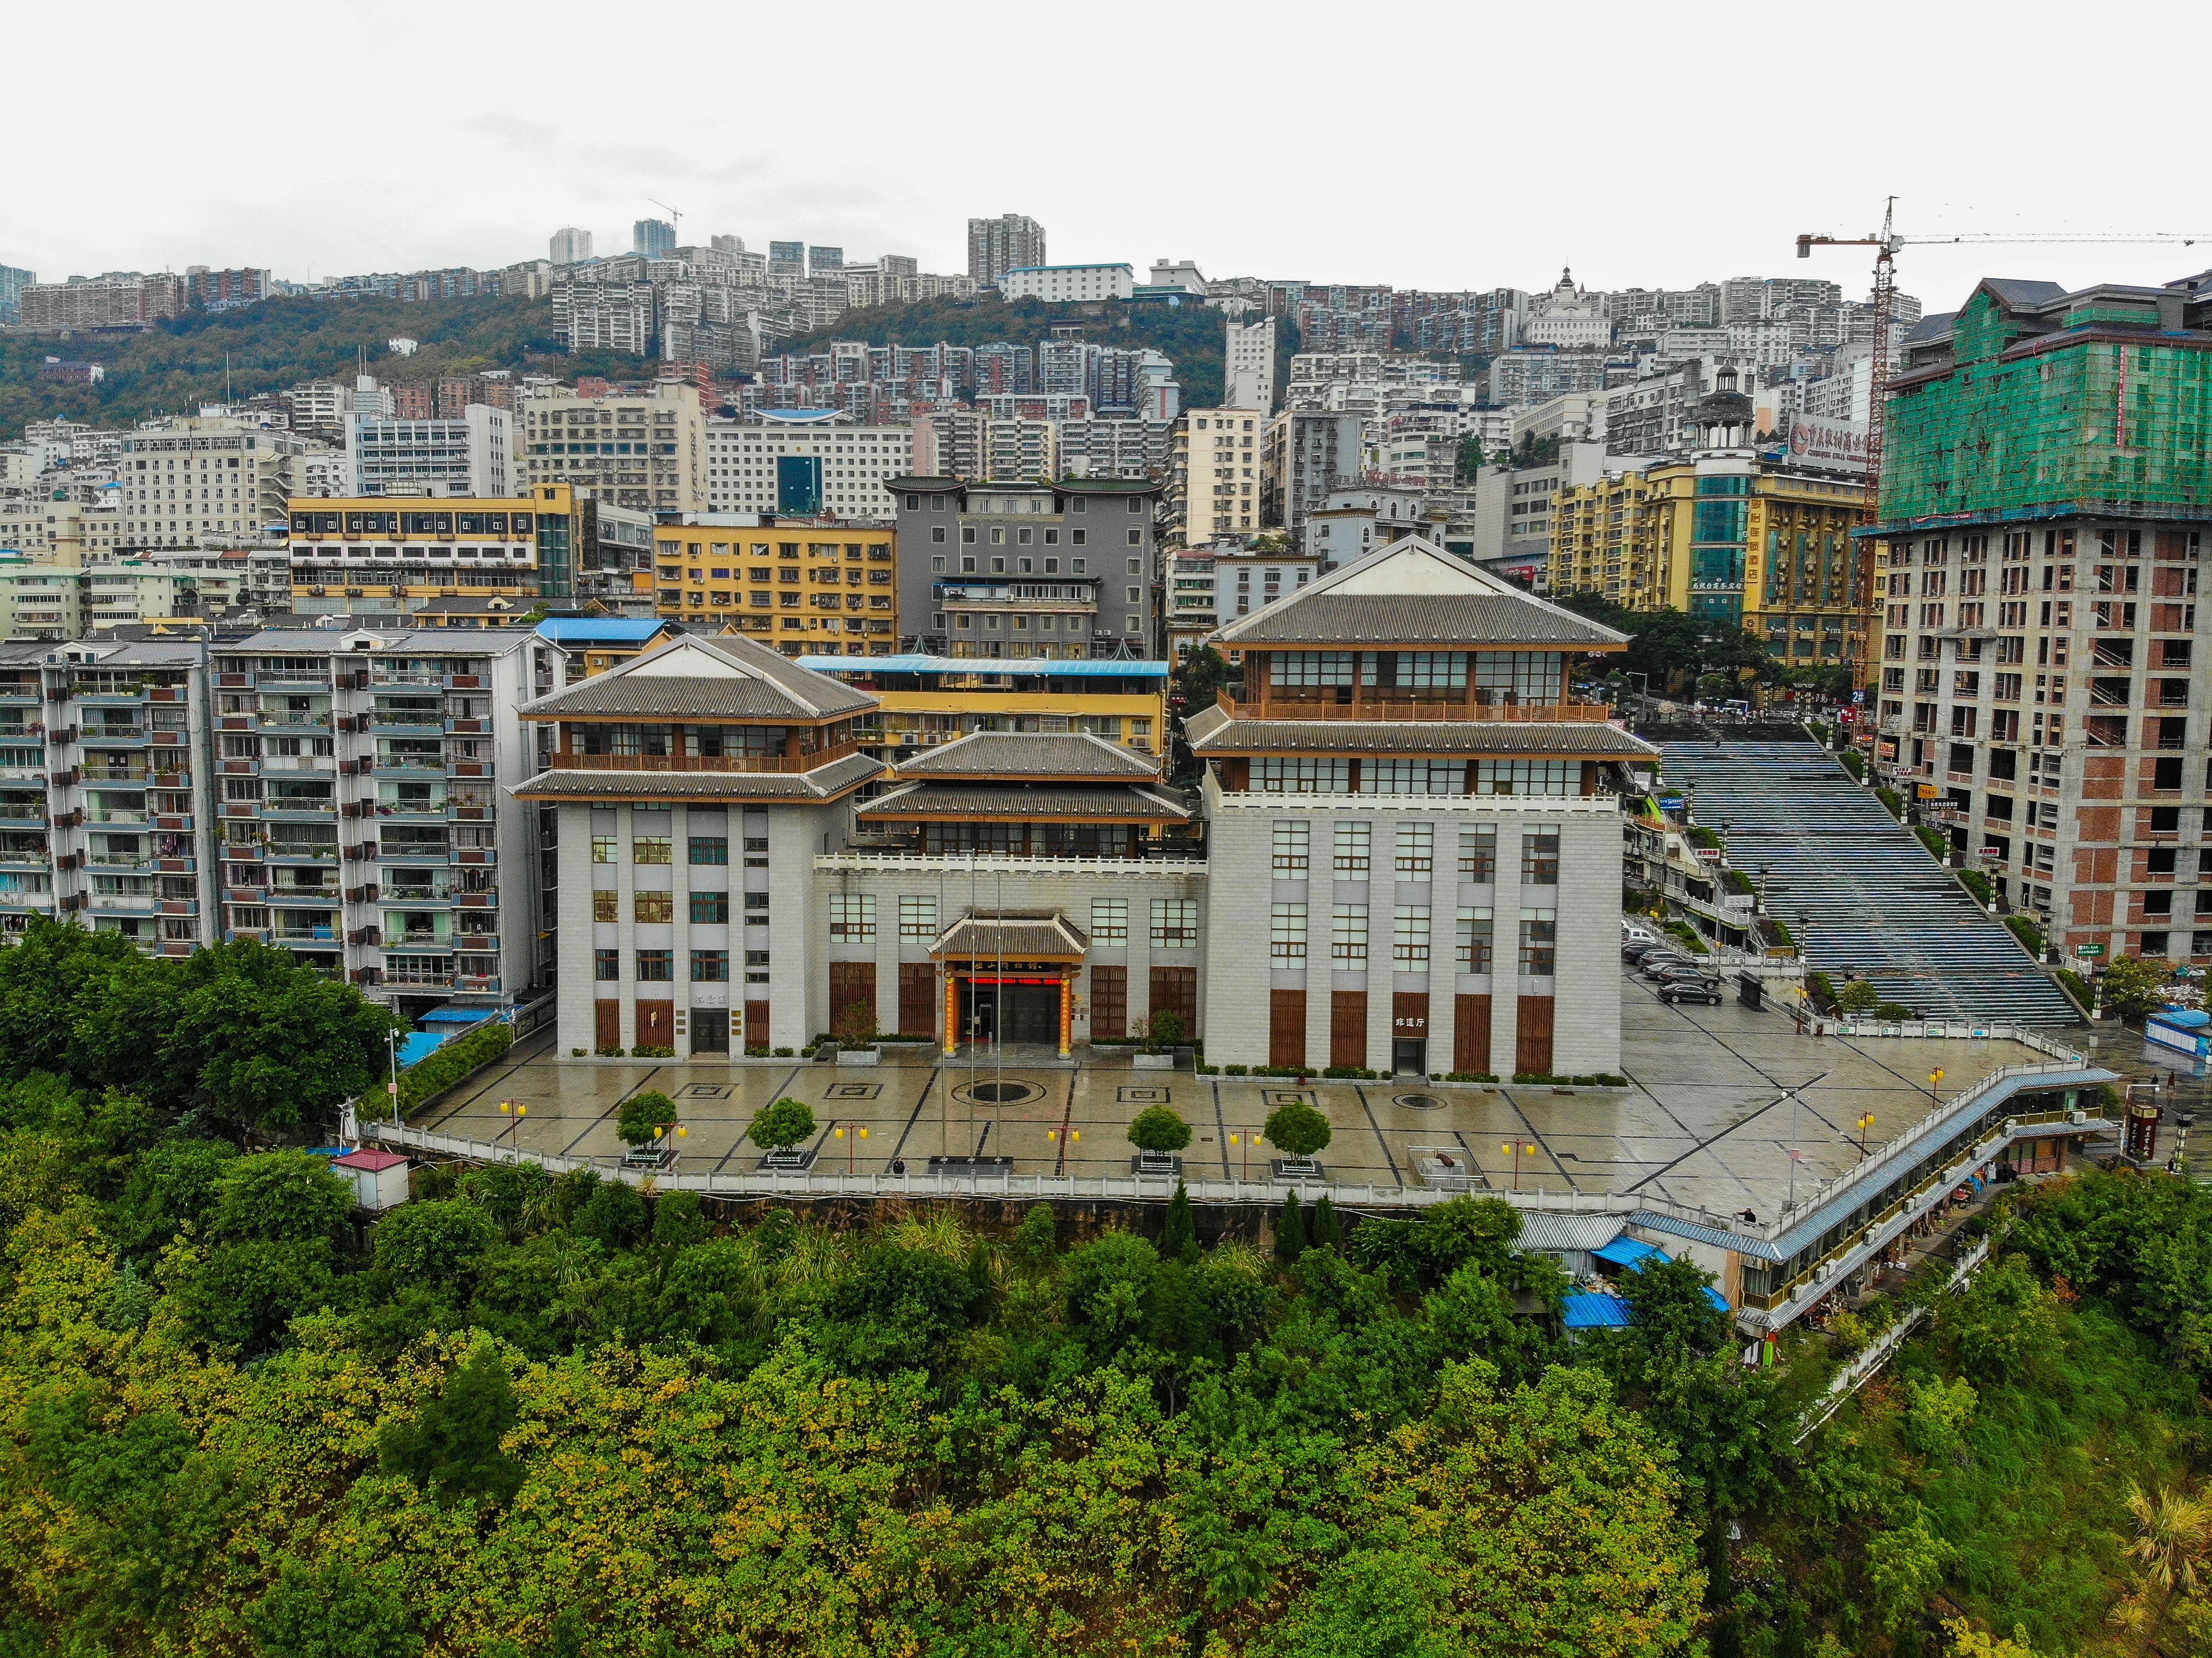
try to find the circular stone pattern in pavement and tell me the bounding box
[954,1080,1047,1107]
[1393,1092,1446,1110]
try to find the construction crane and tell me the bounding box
[648,196,683,247]
[1795,202,2210,680]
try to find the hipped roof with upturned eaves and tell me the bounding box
[518,633,877,724]
[892,729,1162,782]
[1210,536,1628,652]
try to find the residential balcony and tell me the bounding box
[266,842,341,860]
[79,724,149,743]
[548,738,865,773]
[1217,690,1615,724]
[80,765,150,783]
[261,755,336,773]
[273,924,340,943]
[88,854,155,870]
[89,808,150,825]
[258,711,333,729]
[268,885,341,904]
[87,892,160,912]
[382,965,457,988]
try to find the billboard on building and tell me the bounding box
[1784,415,1870,476]
[777,455,823,515]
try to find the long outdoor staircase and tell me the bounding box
[1657,740,2082,1029]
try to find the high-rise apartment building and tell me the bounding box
[0,264,32,324]
[550,227,594,265]
[633,219,676,259]
[808,246,843,273]
[768,242,806,278]
[704,414,919,518]
[1262,411,1365,535]
[119,417,314,548]
[20,272,187,332]
[1170,410,1264,541]
[1226,317,1278,412]
[999,265,1134,304]
[345,406,516,498]
[520,381,707,514]
[1868,272,2212,967]
[966,214,1047,286]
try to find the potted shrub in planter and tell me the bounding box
[1263,1098,1332,1183]
[1133,1010,1187,1071]
[749,1095,818,1170]
[1127,1103,1191,1177]
[832,998,881,1066]
[616,1089,682,1169]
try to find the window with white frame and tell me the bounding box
[1332,903,1368,963]
[1270,902,1308,960]
[1333,822,1371,875]
[1473,651,1566,700]
[1090,897,1128,942]
[1394,824,1434,876]
[1366,759,1465,795]
[1520,827,1561,885]
[899,893,937,939]
[1457,908,1494,972]
[1393,905,1430,967]
[829,893,875,939]
[1272,651,1355,687]
[1151,898,1198,947]
[1271,820,1309,874]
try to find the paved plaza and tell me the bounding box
[414,966,2077,1218]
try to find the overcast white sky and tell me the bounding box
[9,0,2209,320]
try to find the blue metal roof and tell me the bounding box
[419,1007,496,1026]
[537,619,671,643]
[397,1031,448,1067]
[1562,1292,1634,1329]
[796,653,1168,678]
[1593,1235,1664,1268]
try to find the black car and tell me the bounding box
[1638,954,1699,979]
[1622,940,1668,962]
[1651,962,1722,985]
[1658,981,1724,1005]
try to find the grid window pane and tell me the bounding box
[1458,826,1497,881]
[1090,897,1128,942]
[591,836,617,863]
[1520,827,1561,885]
[1270,902,1308,960]
[1518,908,1556,976]
[1151,898,1197,947]
[1333,822,1371,875]
[830,893,875,939]
[899,893,938,939]
[690,950,729,981]
[689,891,730,924]
[635,949,673,981]
[1393,905,1430,966]
[592,890,617,923]
[688,836,729,864]
[1395,824,1434,876]
[633,835,672,864]
[634,891,674,923]
[1332,903,1368,963]
[1271,820,1309,874]
[593,947,618,981]
[1254,757,1350,792]
[1456,909,1494,972]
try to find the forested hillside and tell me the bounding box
[0,293,635,441]
[0,917,2209,1655]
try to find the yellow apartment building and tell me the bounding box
[653,517,898,657]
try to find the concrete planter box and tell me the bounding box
[835,1047,882,1067]
[1133,1052,1175,1070]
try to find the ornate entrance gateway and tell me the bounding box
[929,910,1089,1058]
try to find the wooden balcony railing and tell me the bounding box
[1218,691,1614,724]
[550,739,864,774]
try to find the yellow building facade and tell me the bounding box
[285,484,579,611]
[652,520,898,657]
[794,654,1168,758]
[1550,461,1868,668]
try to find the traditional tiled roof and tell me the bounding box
[894,730,1159,780]
[1212,537,1627,651]
[519,634,875,722]
[859,783,1190,820]
[931,910,1090,959]
[509,752,883,802]
[1187,713,1658,759]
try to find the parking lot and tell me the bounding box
[413,964,2074,1218]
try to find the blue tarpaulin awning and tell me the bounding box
[1562,1292,1636,1329]
[420,1007,496,1026]
[1593,1235,1666,1269]
[396,1032,448,1067]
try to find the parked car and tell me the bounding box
[1652,966,1723,989]
[1658,981,1726,1005]
[1622,940,1670,962]
[1622,924,1660,947]
[1638,954,1699,979]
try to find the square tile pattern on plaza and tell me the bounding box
[417,965,2066,1216]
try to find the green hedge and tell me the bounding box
[1838,750,1866,780]
[1958,869,1994,906]
[395,1018,514,1112]
[2055,969,2093,1013]
[1874,786,1902,819]
[1662,921,1710,955]
[1806,970,1837,1011]
[2005,915,2046,958]
[1914,825,1948,860]
[1724,869,1754,896]
[1513,1072,1630,1088]
[1687,825,1722,851]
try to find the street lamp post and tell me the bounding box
[387,1028,400,1125]
[1230,1131,1263,1181]
[833,1122,867,1174]
[1502,1140,1536,1191]
[1856,1112,1877,1161]
[496,1098,526,1158]
[1928,1067,1945,1102]
[1046,1125,1080,1175]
